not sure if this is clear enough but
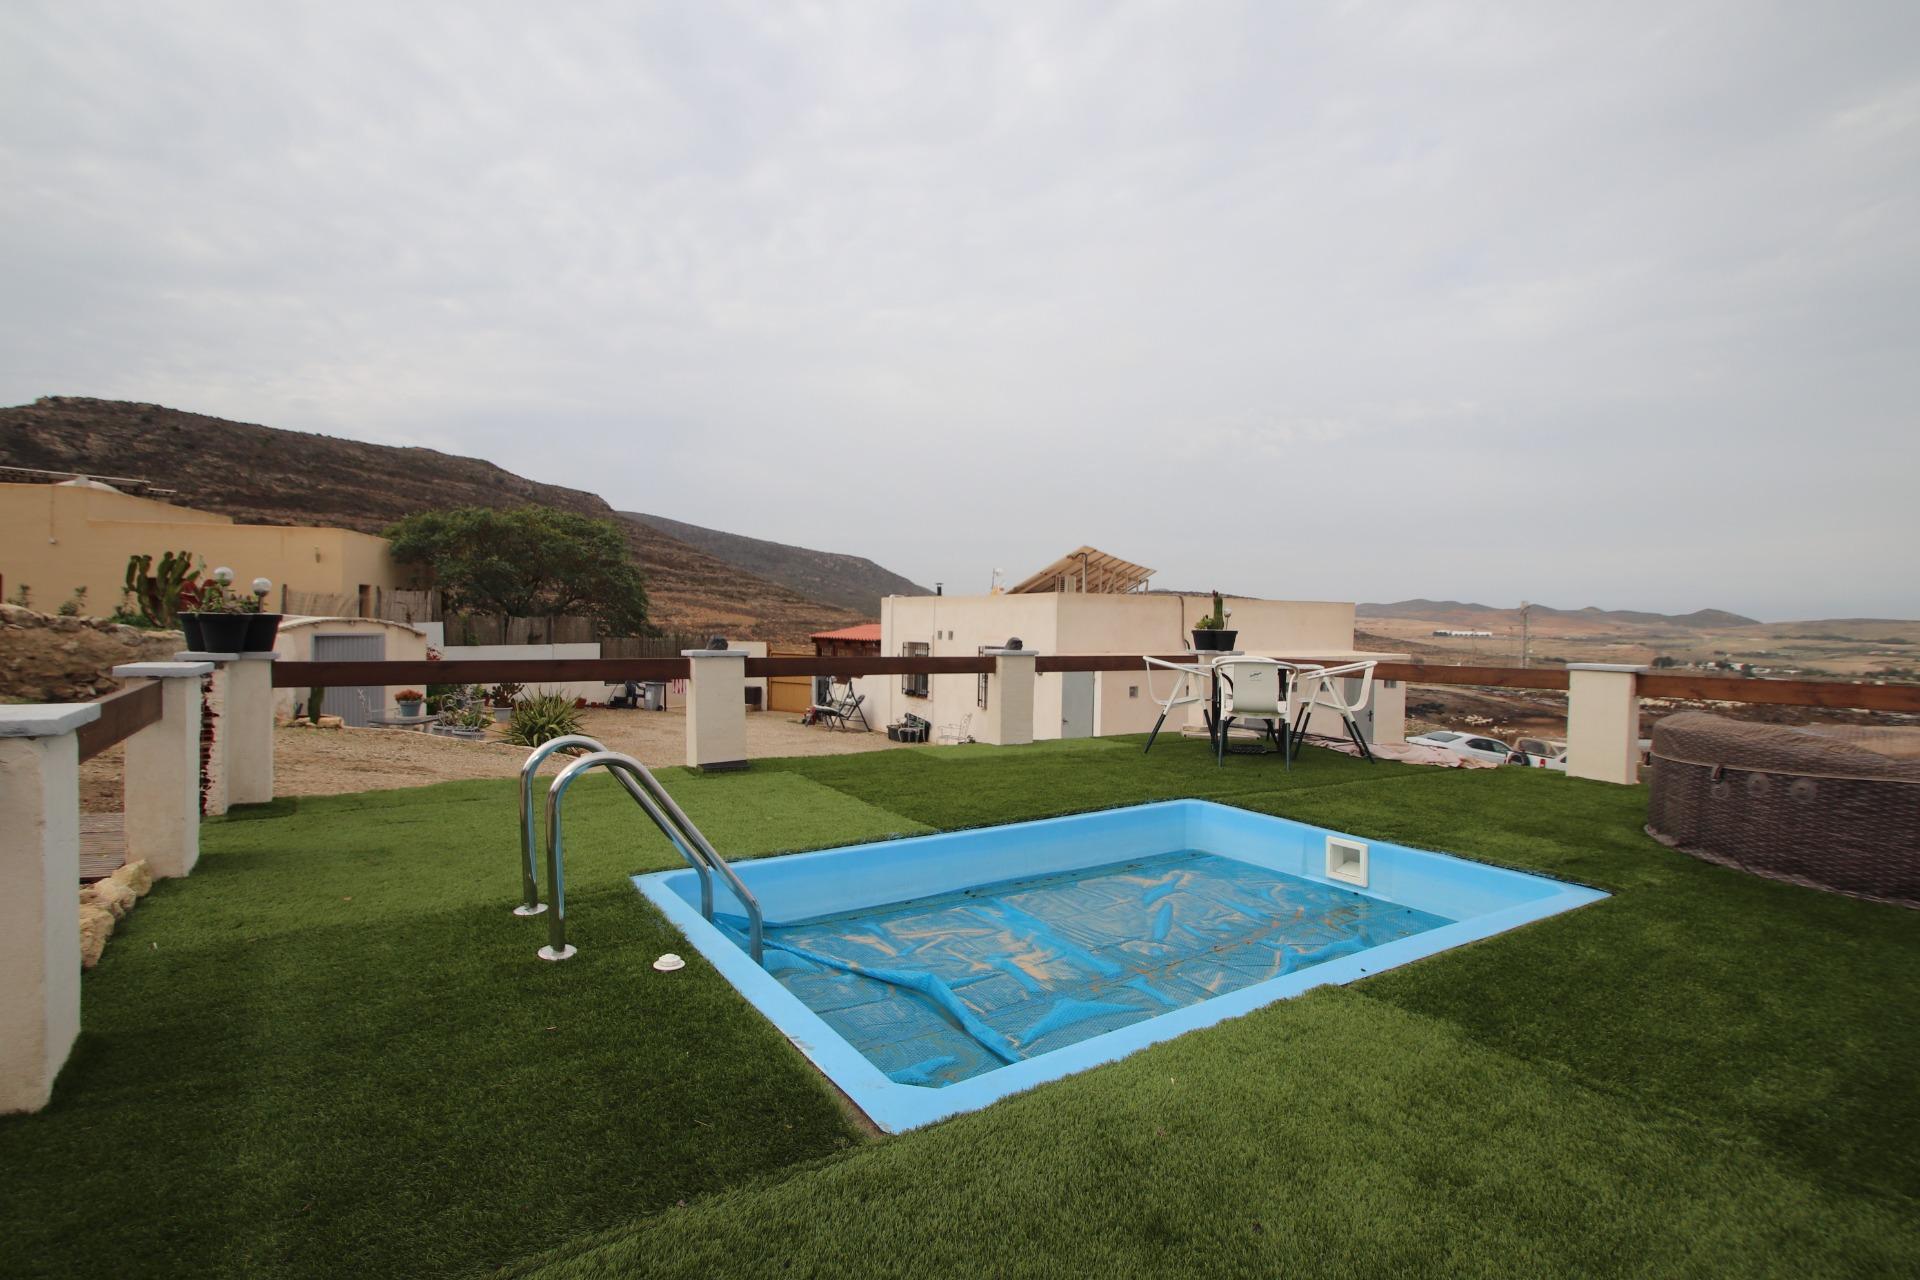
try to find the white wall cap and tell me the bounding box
[175,650,241,662]
[0,702,102,738]
[112,661,215,678]
[682,648,749,658]
[1566,663,1649,674]
[237,650,280,661]
[983,648,1040,657]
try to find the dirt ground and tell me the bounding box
[79,706,910,809]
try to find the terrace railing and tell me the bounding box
[270,652,1920,714]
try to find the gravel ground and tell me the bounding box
[79,707,909,808]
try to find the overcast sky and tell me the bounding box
[4,2,1916,621]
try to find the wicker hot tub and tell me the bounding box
[1646,711,1920,908]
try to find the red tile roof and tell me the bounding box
[810,623,882,642]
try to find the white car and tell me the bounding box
[1406,730,1528,766]
[1512,737,1569,771]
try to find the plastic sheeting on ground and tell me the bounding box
[1305,736,1502,768]
[718,851,1450,1089]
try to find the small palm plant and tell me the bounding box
[505,691,584,747]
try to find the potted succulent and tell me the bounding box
[241,576,282,652]
[394,689,426,718]
[488,682,524,723]
[1191,591,1238,652]
[445,706,493,740]
[186,567,257,653]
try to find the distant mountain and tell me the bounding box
[1357,598,1500,619]
[0,396,871,642]
[624,512,925,616]
[1360,599,1761,629]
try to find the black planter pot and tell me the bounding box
[1191,628,1238,652]
[244,612,282,652]
[197,612,253,654]
[179,612,207,651]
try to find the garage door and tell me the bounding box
[312,633,385,727]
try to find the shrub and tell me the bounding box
[505,692,583,747]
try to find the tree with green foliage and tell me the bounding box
[385,506,651,635]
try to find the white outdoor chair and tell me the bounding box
[1142,656,1208,755]
[937,713,973,745]
[1290,660,1379,763]
[1212,656,1301,769]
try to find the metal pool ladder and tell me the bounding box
[516,737,764,965]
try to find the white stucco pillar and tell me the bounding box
[225,652,277,805]
[0,702,98,1114]
[112,661,214,878]
[1370,677,1406,745]
[683,649,749,771]
[978,648,1038,746]
[1566,664,1646,785]
[176,651,237,816]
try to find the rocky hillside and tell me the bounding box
[0,397,874,643]
[625,511,926,616]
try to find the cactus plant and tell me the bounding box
[124,550,201,626]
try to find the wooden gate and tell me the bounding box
[766,647,814,714]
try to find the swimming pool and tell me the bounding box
[633,800,1605,1131]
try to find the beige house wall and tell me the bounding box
[0,483,405,614]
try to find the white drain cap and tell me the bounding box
[653,953,686,972]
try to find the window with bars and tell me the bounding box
[902,642,930,697]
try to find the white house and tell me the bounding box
[860,547,1406,745]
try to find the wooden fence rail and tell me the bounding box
[267,654,1920,713]
[75,680,164,762]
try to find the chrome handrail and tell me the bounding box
[542,750,763,964]
[516,734,607,916]
[519,735,714,921]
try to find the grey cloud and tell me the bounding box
[2,0,1915,618]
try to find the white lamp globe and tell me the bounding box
[212,566,234,585]
[251,577,273,596]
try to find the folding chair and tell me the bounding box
[1142,656,1208,754]
[1290,660,1378,762]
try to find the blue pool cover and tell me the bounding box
[715,851,1450,1089]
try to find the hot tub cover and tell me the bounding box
[1646,711,1920,907]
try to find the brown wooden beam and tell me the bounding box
[271,659,692,687]
[1638,672,1920,713]
[263,654,1920,711]
[746,656,995,677]
[77,680,164,762]
[1377,662,1572,691]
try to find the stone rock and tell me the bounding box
[79,903,115,968]
[81,877,137,919]
[109,859,154,897]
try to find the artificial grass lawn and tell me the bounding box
[2,736,1915,1278]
